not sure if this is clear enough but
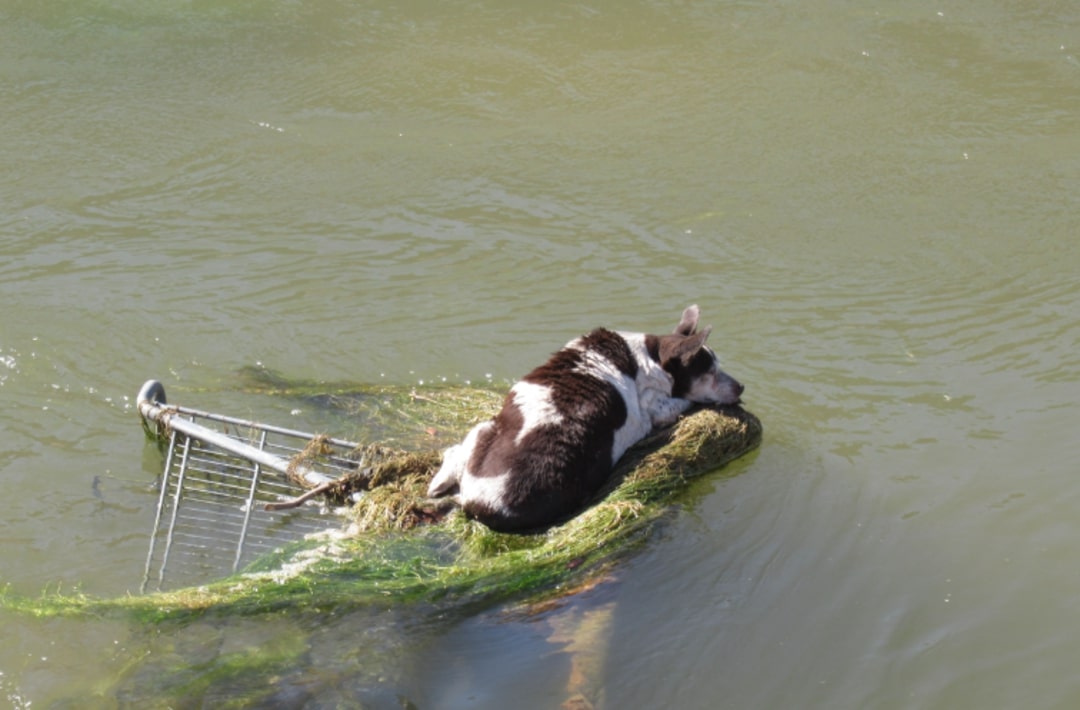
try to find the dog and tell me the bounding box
[426,305,744,532]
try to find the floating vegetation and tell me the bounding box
[1,369,761,625]
[233,365,504,450]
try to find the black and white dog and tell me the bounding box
[427,305,744,532]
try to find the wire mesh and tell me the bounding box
[138,381,364,593]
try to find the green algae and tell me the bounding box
[1,373,761,625]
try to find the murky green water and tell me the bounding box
[2,0,1079,706]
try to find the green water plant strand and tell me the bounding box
[1,379,761,624]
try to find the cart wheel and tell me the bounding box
[138,379,167,406]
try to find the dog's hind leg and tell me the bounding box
[427,421,490,498]
[427,452,462,497]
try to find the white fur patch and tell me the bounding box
[617,332,675,394]
[459,470,512,517]
[510,381,564,444]
[611,414,653,464]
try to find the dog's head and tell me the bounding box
[656,305,744,405]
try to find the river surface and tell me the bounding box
[2,1,1079,707]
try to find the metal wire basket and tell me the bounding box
[137,380,362,592]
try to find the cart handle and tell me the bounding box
[136,379,336,488]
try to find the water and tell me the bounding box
[2,0,1079,706]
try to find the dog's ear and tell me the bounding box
[660,326,712,364]
[674,304,700,335]
[682,326,712,357]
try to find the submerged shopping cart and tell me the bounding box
[136,380,364,592]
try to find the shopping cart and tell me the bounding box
[136,380,363,592]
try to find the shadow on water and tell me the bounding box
[47,581,626,708]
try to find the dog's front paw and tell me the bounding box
[649,397,692,428]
